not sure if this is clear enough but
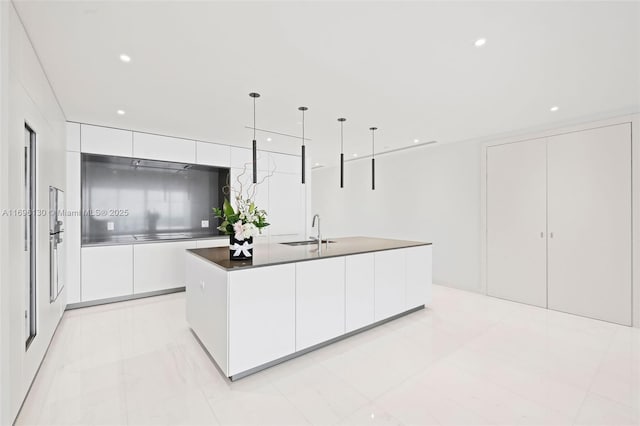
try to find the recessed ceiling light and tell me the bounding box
[352,153,358,157]
[474,38,486,47]
[550,105,559,112]
[314,162,320,166]
[119,54,131,63]
[413,139,419,144]
[266,137,272,142]
[116,109,125,115]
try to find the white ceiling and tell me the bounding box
[13,1,640,166]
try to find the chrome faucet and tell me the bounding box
[311,214,321,253]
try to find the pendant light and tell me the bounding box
[338,118,346,188]
[370,127,377,190]
[299,106,308,184]
[249,92,260,183]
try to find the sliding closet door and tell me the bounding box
[487,139,547,307]
[547,124,632,325]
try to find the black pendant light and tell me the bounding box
[299,106,308,184]
[370,127,377,190]
[338,118,346,188]
[249,92,260,183]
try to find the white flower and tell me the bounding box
[233,221,245,241]
[242,223,258,239]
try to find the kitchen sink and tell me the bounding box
[281,239,335,246]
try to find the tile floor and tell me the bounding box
[15,285,640,426]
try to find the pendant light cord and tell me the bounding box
[253,96,256,140]
[341,121,344,152]
[302,109,305,146]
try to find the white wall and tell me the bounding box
[312,140,483,292]
[0,2,10,424]
[0,3,67,424]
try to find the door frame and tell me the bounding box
[480,113,639,327]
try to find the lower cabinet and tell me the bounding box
[134,241,196,294]
[186,244,432,378]
[345,253,375,332]
[295,258,346,350]
[81,245,133,301]
[406,245,432,309]
[228,264,296,376]
[374,249,407,321]
[185,253,229,372]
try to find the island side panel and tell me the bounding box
[185,253,229,375]
[228,264,296,377]
[406,245,433,309]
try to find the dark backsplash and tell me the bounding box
[81,154,229,245]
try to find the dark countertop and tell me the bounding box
[187,236,431,271]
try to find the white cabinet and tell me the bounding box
[406,246,432,309]
[134,241,196,294]
[81,124,132,157]
[185,253,229,373]
[66,122,80,151]
[374,249,406,321]
[196,142,230,167]
[547,124,632,325]
[195,238,227,249]
[268,172,304,237]
[270,152,299,174]
[65,152,81,304]
[487,138,548,307]
[228,168,305,238]
[230,146,270,171]
[81,245,133,301]
[229,167,269,216]
[228,264,295,376]
[133,132,195,163]
[345,253,375,332]
[295,258,345,350]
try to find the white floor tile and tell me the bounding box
[14,285,640,426]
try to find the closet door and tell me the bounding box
[487,139,548,307]
[547,124,632,325]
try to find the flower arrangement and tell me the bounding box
[213,196,269,241]
[213,165,271,242]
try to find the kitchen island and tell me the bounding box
[185,237,432,380]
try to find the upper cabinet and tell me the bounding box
[133,132,195,163]
[81,124,133,157]
[230,146,270,171]
[196,141,230,167]
[270,152,299,174]
[268,172,304,236]
[66,122,80,151]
